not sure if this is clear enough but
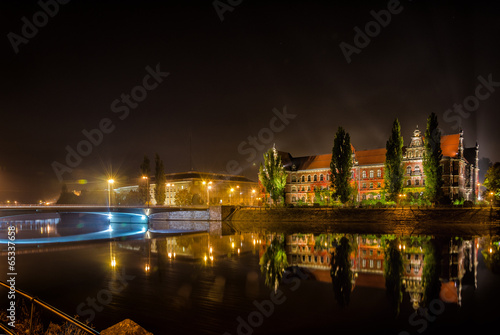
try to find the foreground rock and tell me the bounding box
[101,319,153,335]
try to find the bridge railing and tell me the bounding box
[0,281,100,334]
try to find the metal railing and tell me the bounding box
[0,281,100,335]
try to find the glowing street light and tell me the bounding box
[107,179,114,207]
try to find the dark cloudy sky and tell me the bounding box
[1,0,499,202]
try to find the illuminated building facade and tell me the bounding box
[115,171,258,206]
[280,128,480,203]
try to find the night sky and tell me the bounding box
[1,0,499,203]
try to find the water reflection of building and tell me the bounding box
[284,233,478,309]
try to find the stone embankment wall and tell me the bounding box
[230,207,500,224]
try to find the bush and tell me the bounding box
[463,200,474,207]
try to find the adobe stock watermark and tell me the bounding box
[51,63,169,182]
[7,0,71,54]
[339,0,404,64]
[398,298,446,335]
[76,268,135,322]
[225,106,296,175]
[223,268,307,335]
[443,74,499,130]
[213,0,243,22]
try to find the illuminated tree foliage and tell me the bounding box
[259,146,287,205]
[384,119,405,201]
[174,188,193,206]
[330,236,352,307]
[484,162,500,198]
[423,113,443,203]
[330,127,353,204]
[259,236,288,293]
[154,153,166,205]
[384,238,403,316]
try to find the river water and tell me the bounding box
[1,215,500,335]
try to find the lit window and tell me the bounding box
[369,170,374,178]
[415,165,420,173]
[362,171,366,178]
[377,170,381,178]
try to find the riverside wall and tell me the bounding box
[229,206,500,224]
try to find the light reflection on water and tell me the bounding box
[0,218,499,334]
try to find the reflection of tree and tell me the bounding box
[259,236,288,293]
[384,238,403,316]
[422,239,441,307]
[482,238,500,274]
[330,236,352,308]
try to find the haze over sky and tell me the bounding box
[1,0,499,202]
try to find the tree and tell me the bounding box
[423,113,443,203]
[56,183,78,204]
[258,146,287,205]
[139,155,151,205]
[384,119,405,201]
[330,236,352,307]
[484,162,500,198]
[174,188,193,206]
[154,153,166,205]
[330,127,353,203]
[259,236,288,293]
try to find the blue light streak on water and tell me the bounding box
[0,228,146,245]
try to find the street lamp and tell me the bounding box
[142,176,149,208]
[251,189,256,206]
[230,188,234,205]
[107,179,114,207]
[207,185,212,206]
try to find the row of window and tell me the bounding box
[361,169,382,179]
[407,165,421,174]
[291,185,330,192]
[291,165,422,183]
[361,259,382,269]
[291,174,330,183]
[362,182,382,189]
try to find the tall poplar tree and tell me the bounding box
[330,127,353,204]
[139,155,151,205]
[423,113,443,203]
[258,146,287,205]
[384,119,405,201]
[154,153,166,205]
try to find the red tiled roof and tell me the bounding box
[302,154,332,170]
[355,148,386,165]
[440,134,460,158]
